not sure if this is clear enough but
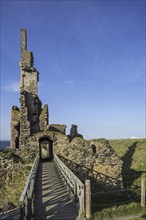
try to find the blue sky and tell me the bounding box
[0,0,145,140]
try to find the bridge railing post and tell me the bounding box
[85,179,91,219]
[141,173,146,207]
[73,181,77,205]
[79,185,85,218]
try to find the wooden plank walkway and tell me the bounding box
[34,161,80,220]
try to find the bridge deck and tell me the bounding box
[34,161,80,220]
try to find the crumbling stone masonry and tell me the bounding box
[10,29,77,149]
[11,29,47,148]
[10,29,123,188]
[10,106,20,149]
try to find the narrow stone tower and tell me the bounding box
[19,29,42,148]
[10,29,49,149]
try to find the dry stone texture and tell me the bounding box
[10,29,123,189]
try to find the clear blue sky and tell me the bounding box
[0,0,145,140]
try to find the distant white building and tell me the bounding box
[129,135,140,139]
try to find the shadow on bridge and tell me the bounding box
[58,155,142,214]
[58,155,122,191]
[34,160,78,220]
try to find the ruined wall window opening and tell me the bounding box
[39,137,53,160]
[15,137,19,149]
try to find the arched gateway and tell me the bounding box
[39,136,53,160]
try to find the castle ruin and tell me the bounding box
[11,29,70,150]
[10,29,123,188]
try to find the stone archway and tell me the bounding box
[39,136,53,160]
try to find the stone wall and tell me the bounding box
[69,124,83,140]
[39,104,49,131]
[11,29,49,149]
[48,124,66,134]
[19,92,31,148]
[20,68,39,96]
[54,137,123,188]
[10,106,20,148]
[18,29,47,148]
[91,139,123,178]
[19,91,42,148]
[21,29,33,69]
[26,94,42,134]
[30,131,123,188]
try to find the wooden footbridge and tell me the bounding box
[33,160,82,220]
[20,154,90,220]
[0,153,145,220]
[0,154,91,220]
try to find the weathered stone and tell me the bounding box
[10,106,20,149]
[48,124,66,134]
[70,124,78,138]
[21,29,33,68]
[11,29,48,149]
[39,104,49,131]
[69,124,83,140]
[10,29,123,191]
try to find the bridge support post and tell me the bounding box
[141,173,146,207]
[85,179,91,219]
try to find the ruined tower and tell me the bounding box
[19,29,42,148]
[9,30,123,189]
[11,29,49,149]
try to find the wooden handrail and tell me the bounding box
[19,153,40,219]
[54,154,85,218]
[0,207,21,220]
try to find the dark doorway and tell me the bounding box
[39,137,53,160]
[15,137,19,149]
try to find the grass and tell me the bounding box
[90,138,108,145]
[92,202,146,220]
[109,139,146,168]
[0,148,35,211]
[91,138,146,219]
[0,166,31,208]
[109,138,146,187]
[1,138,145,216]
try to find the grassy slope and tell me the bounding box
[0,148,35,210]
[92,138,146,220]
[109,138,146,186]
[0,166,31,207]
[109,139,146,171]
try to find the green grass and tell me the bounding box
[109,139,146,167]
[91,138,146,219]
[0,167,31,208]
[0,148,35,210]
[92,202,146,220]
[109,138,146,186]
